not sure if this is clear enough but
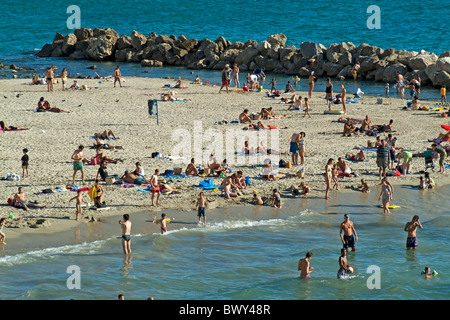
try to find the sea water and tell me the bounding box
[1,0,449,100]
[0,183,448,300]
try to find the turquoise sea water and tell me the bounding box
[0,185,448,300]
[0,0,449,301]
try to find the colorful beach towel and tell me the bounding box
[198,179,220,190]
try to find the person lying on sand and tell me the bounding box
[428,130,450,144]
[93,137,124,150]
[13,187,47,211]
[0,121,28,131]
[249,121,287,130]
[256,141,287,155]
[95,146,118,164]
[345,150,366,161]
[121,171,148,185]
[37,97,69,113]
[94,130,117,140]
[266,107,288,119]
[159,181,181,195]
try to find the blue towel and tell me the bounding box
[198,179,220,190]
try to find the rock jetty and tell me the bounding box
[36,27,450,87]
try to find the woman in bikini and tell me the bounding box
[308,72,317,98]
[378,178,393,214]
[232,64,240,88]
[37,97,69,113]
[325,78,333,110]
[0,121,28,131]
[298,132,306,166]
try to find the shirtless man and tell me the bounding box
[114,66,122,88]
[404,215,423,250]
[46,67,54,92]
[220,174,238,191]
[150,169,161,206]
[119,214,132,254]
[13,187,47,211]
[290,133,300,165]
[298,252,314,279]
[185,158,199,176]
[239,109,254,124]
[337,157,354,177]
[341,84,347,114]
[395,71,404,96]
[340,214,358,252]
[337,249,349,279]
[72,145,87,185]
[121,170,146,184]
[287,96,302,111]
[360,115,372,133]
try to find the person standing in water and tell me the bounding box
[298,252,314,279]
[119,214,132,254]
[340,214,358,252]
[404,215,423,250]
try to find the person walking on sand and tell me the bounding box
[298,252,314,279]
[114,66,122,88]
[340,214,358,252]
[219,64,231,94]
[72,145,87,185]
[119,214,132,254]
[196,192,208,224]
[69,190,89,221]
[46,66,54,92]
[404,215,422,250]
[150,169,161,206]
[341,84,347,114]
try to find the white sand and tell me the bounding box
[1,75,449,243]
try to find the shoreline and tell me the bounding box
[1,75,449,254]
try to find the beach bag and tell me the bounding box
[286,161,292,168]
[164,169,174,176]
[151,152,160,158]
[279,159,287,168]
[105,177,115,184]
[7,198,15,206]
[245,176,251,185]
[174,167,182,175]
[90,157,99,165]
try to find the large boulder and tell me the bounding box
[382,63,408,82]
[358,55,380,73]
[436,57,450,74]
[267,33,287,47]
[279,46,297,62]
[254,55,282,72]
[234,47,259,66]
[36,44,54,57]
[130,30,147,50]
[115,48,136,62]
[323,62,344,77]
[267,45,280,60]
[408,54,438,70]
[117,35,133,50]
[338,51,352,66]
[215,36,230,53]
[62,34,77,56]
[86,35,118,61]
[93,28,119,39]
[69,50,88,60]
[396,50,416,65]
[300,41,323,58]
[432,70,450,87]
[172,46,188,58]
[219,48,241,63]
[181,38,198,51]
[256,41,272,56]
[74,28,93,41]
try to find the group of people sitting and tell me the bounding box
[343,115,394,136]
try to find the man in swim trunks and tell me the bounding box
[13,187,47,211]
[150,169,161,206]
[71,145,87,185]
[119,214,132,254]
[290,133,300,165]
[298,252,314,279]
[337,249,349,279]
[46,66,54,92]
[308,72,316,98]
[340,214,358,252]
[404,215,422,250]
[114,66,122,88]
[219,64,231,94]
[376,139,390,182]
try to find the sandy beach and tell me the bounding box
[1,74,449,249]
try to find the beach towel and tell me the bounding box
[87,186,97,201]
[198,179,220,190]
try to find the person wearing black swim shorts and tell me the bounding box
[340,214,358,252]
